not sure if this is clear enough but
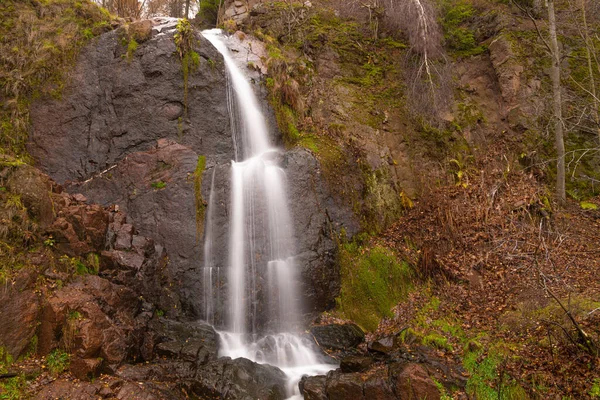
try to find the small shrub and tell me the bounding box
[46,349,69,375]
[151,180,167,189]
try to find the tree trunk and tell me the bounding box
[185,0,190,18]
[548,0,566,205]
[580,0,600,140]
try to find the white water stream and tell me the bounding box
[202,29,335,398]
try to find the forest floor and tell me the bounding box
[371,138,600,399]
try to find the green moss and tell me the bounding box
[193,155,207,240]
[423,333,453,350]
[591,379,600,398]
[151,180,167,189]
[438,0,486,57]
[337,243,414,331]
[126,37,138,61]
[175,20,199,118]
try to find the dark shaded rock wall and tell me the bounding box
[28,22,358,323]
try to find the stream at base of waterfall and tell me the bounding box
[202,29,336,398]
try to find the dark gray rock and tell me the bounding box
[68,140,202,316]
[29,28,233,184]
[368,336,398,355]
[192,357,288,400]
[147,318,219,364]
[310,323,365,351]
[283,148,359,316]
[340,355,373,373]
[299,375,328,400]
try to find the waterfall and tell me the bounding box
[202,29,335,398]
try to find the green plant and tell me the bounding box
[151,180,167,189]
[439,0,486,56]
[590,379,600,398]
[46,349,69,375]
[580,201,598,210]
[0,375,26,400]
[174,19,199,116]
[44,236,55,247]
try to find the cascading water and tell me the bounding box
[202,29,335,397]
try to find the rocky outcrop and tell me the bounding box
[29,21,232,184]
[28,20,358,323]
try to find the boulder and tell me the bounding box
[146,318,219,364]
[37,275,141,373]
[368,336,398,355]
[128,19,153,42]
[325,371,364,400]
[299,375,328,400]
[192,357,288,400]
[310,323,365,351]
[340,355,373,373]
[390,363,440,400]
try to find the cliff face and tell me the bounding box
[27,18,357,319]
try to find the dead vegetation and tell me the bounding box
[378,141,600,397]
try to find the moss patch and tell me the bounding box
[193,155,207,240]
[336,242,413,331]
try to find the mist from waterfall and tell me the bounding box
[202,29,335,398]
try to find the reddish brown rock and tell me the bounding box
[0,269,41,358]
[391,363,440,400]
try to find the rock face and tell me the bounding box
[29,24,232,184]
[28,21,358,322]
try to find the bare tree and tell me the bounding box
[512,0,566,204]
[547,0,566,205]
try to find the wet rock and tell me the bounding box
[116,361,195,381]
[192,357,288,400]
[310,323,365,351]
[363,369,396,400]
[299,375,328,400]
[67,141,202,317]
[325,371,364,400]
[147,318,219,363]
[340,355,373,373]
[115,381,189,400]
[284,148,360,315]
[390,363,440,400]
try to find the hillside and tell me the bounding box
[0,0,599,399]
